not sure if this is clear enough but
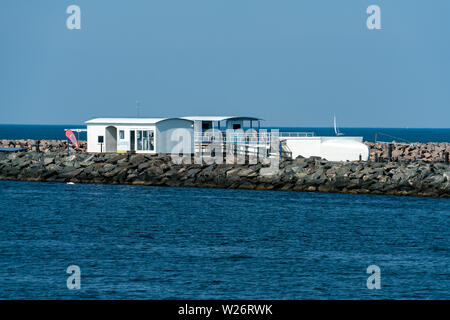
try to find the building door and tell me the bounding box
[130,130,135,151]
[105,126,118,152]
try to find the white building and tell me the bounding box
[85,116,260,154]
[85,116,369,161]
[86,118,191,154]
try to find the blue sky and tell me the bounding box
[1,0,449,127]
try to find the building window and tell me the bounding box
[119,130,125,139]
[202,122,211,131]
[137,130,154,151]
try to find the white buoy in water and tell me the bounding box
[66,182,75,185]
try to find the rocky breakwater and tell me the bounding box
[0,139,87,153]
[1,140,448,162]
[0,152,449,198]
[367,142,450,162]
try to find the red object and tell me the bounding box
[65,130,79,149]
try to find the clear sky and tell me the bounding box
[1,0,449,127]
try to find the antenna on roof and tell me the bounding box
[136,100,141,117]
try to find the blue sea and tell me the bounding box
[0,125,449,299]
[0,181,448,299]
[0,124,450,143]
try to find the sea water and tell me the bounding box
[0,180,448,299]
[1,124,450,143]
[0,124,449,299]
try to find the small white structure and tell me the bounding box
[281,136,369,162]
[85,116,369,161]
[85,116,260,154]
[86,118,194,154]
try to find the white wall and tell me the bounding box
[87,124,158,153]
[283,136,369,161]
[87,125,105,153]
[116,127,129,153]
[156,119,194,154]
[117,125,157,154]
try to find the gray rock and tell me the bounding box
[238,168,255,177]
[43,157,54,166]
[61,168,83,178]
[444,171,450,181]
[226,168,241,177]
[138,161,152,171]
[98,164,116,174]
[259,167,279,176]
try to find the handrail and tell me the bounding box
[194,131,315,143]
[279,132,315,137]
[64,128,87,132]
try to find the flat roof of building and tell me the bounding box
[86,116,262,124]
[182,116,262,122]
[85,118,169,124]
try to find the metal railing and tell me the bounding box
[279,132,315,137]
[193,130,315,159]
[194,131,315,144]
[194,132,272,145]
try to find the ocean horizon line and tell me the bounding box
[0,123,449,130]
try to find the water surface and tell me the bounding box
[1,125,450,143]
[0,180,448,299]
